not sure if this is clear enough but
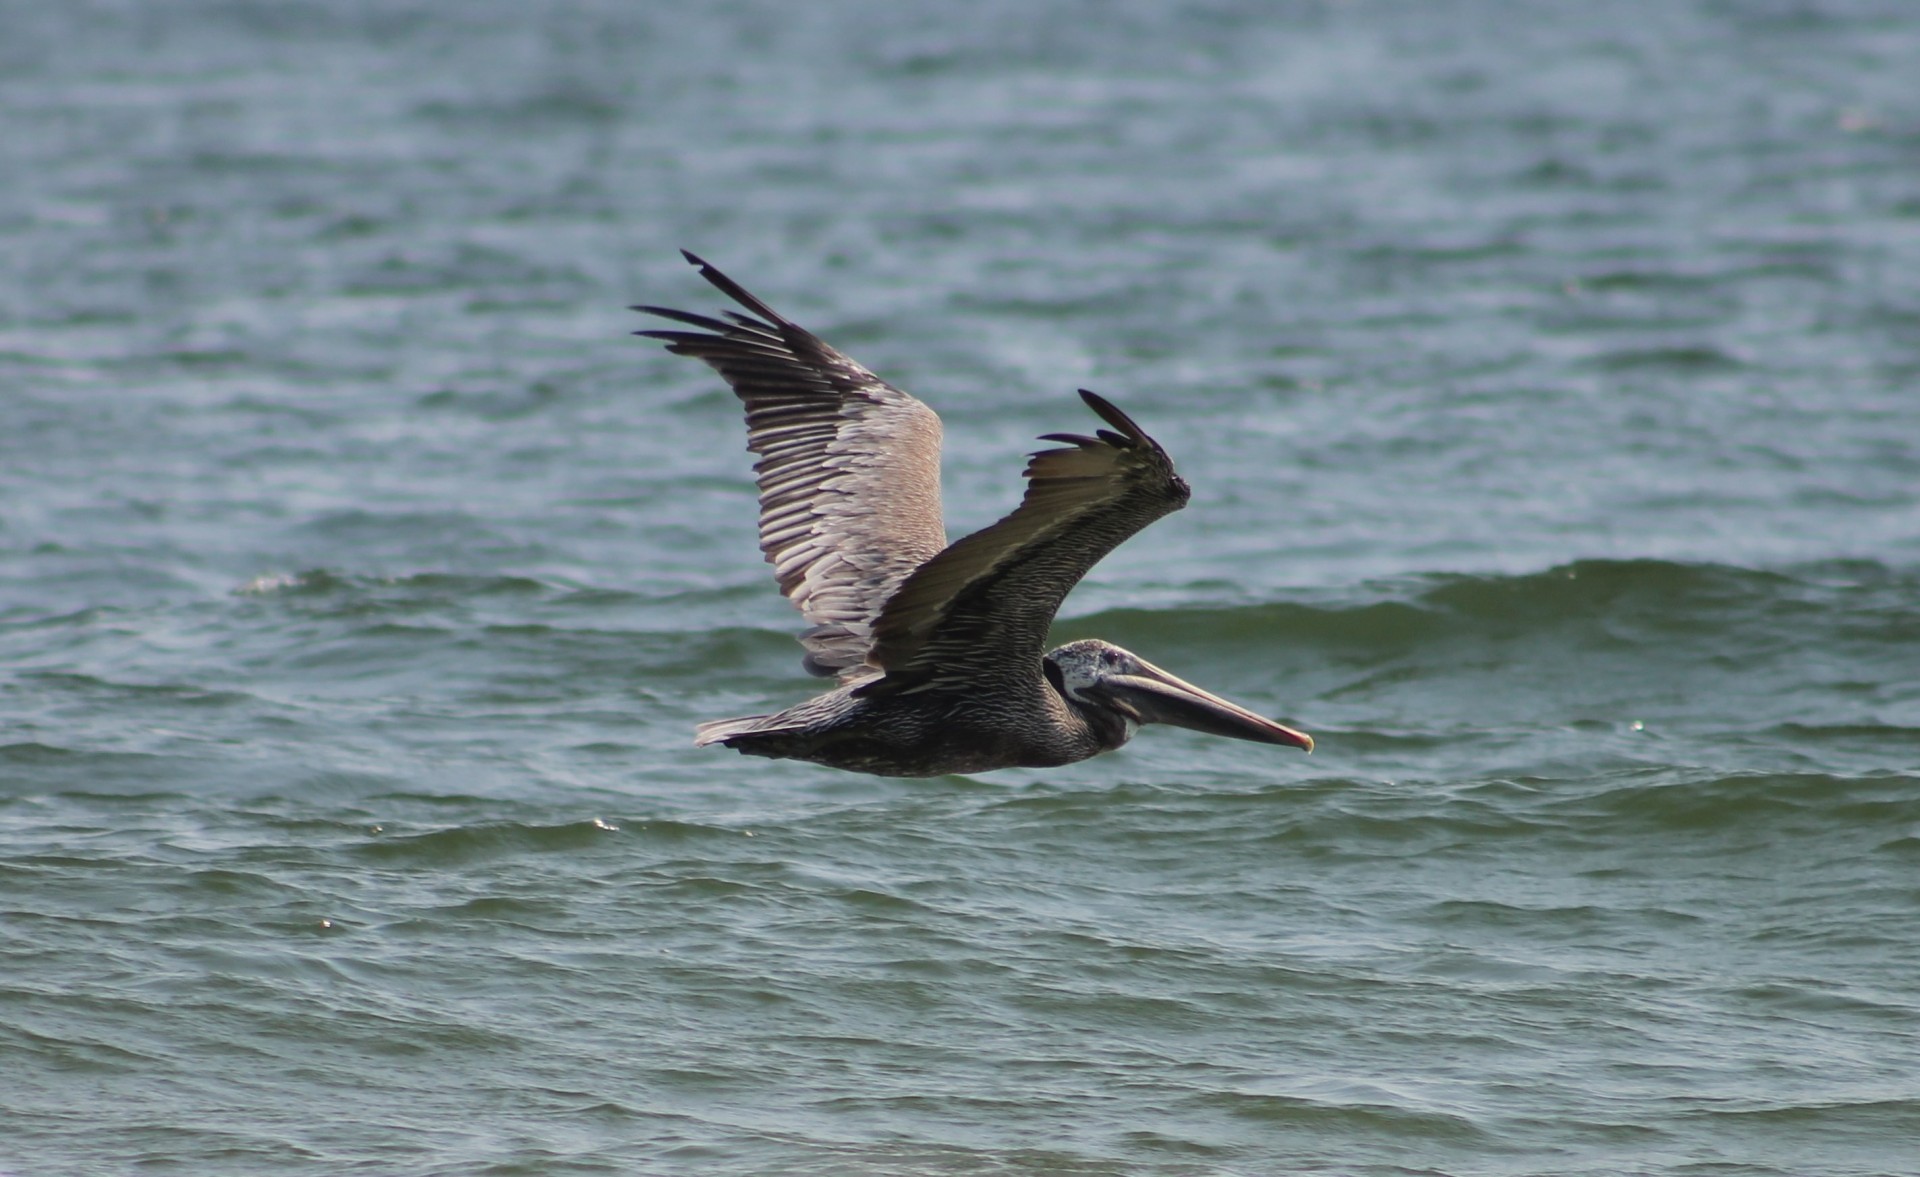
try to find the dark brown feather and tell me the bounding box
[858,389,1190,697]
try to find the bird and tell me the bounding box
[633,251,1313,777]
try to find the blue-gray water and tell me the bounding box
[4,2,1919,1173]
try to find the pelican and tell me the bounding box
[634,251,1313,777]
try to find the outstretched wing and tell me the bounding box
[634,252,947,678]
[857,390,1190,697]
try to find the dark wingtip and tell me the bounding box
[670,250,788,328]
[1076,389,1149,442]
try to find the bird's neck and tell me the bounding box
[1063,693,1133,752]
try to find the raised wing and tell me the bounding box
[857,390,1190,697]
[634,252,947,678]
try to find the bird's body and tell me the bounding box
[635,252,1311,777]
[691,672,1104,777]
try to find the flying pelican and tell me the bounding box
[634,251,1313,777]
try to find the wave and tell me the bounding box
[224,557,1918,648]
[1061,557,1919,657]
[208,560,1920,778]
[232,568,562,605]
[1554,768,1920,835]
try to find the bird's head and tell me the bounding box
[1042,639,1313,753]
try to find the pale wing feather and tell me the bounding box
[858,391,1189,697]
[635,253,946,676]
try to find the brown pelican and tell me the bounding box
[634,251,1313,777]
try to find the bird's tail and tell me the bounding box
[693,714,784,747]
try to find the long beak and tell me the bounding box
[1092,659,1313,752]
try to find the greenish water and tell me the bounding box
[4,2,1918,1174]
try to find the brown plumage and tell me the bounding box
[634,252,1312,776]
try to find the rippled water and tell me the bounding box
[4,1,1919,1173]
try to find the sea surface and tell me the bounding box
[4,1,1919,1173]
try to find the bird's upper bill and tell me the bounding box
[1087,658,1314,753]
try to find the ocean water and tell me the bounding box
[4,1,1919,1173]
